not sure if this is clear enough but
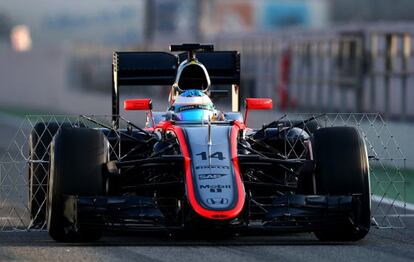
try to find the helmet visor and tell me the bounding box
[174,104,214,121]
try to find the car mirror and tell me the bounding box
[244,98,273,126]
[245,98,273,110]
[124,99,152,111]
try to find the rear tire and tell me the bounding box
[311,127,370,241]
[28,122,72,228]
[47,128,108,242]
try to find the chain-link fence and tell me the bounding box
[0,113,408,231]
[0,115,125,231]
[284,113,407,228]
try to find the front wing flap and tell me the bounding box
[62,194,359,232]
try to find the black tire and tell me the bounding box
[28,122,72,228]
[311,127,370,241]
[47,128,108,242]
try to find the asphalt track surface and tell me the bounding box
[0,225,413,262]
[1,113,414,261]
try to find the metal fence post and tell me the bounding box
[340,39,349,111]
[316,41,324,111]
[401,33,411,120]
[370,33,378,112]
[305,43,312,111]
[384,34,395,118]
[355,34,366,113]
[328,39,337,111]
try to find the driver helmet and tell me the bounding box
[171,90,215,121]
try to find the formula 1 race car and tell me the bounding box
[28,44,370,242]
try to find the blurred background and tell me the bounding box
[0,0,414,163]
[1,0,414,115]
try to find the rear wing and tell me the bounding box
[112,50,241,127]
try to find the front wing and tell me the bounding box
[62,193,360,232]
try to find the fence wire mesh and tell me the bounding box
[0,113,408,231]
[280,113,408,228]
[0,115,124,231]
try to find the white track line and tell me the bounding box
[372,195,414,211]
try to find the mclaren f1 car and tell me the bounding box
[28,44,371,242]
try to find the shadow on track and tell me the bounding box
[0,231,364,247]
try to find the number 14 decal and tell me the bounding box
[196,151,225,160]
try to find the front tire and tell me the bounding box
[47,128,108,242]
[311,127,370,241]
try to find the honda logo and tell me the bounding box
[206,198,229,205]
